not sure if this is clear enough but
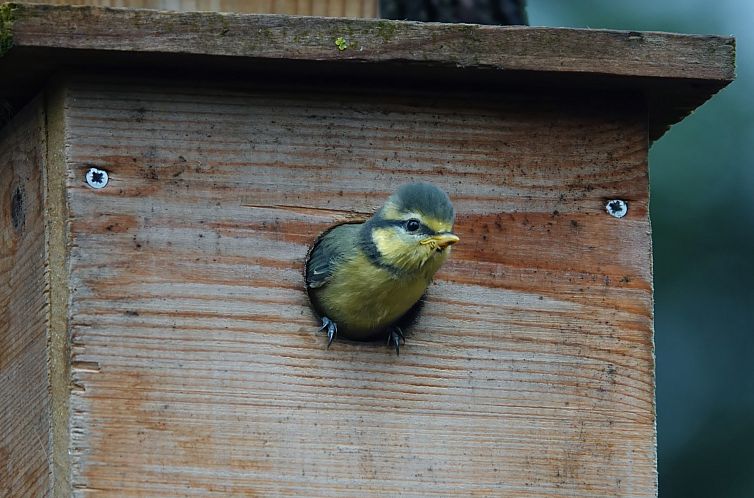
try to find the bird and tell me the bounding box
[305,183,459,354]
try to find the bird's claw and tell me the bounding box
[318,316,338,348]
[387,326,405,355]
[318,318,404,354]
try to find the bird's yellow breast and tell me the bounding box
[311,251,434,339]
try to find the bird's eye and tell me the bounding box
[405,219,421,232]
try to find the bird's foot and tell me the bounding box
[318,316,338,348]
[387,326,405,355]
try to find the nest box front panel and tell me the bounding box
[62,77,654,496]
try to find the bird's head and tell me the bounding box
[363,183,459,276]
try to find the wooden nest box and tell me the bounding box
[0,3,734,496]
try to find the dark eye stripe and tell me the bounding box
[401,220,434,235]
[372,218,432,234]
[370,216,444,236]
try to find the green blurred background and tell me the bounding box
[527,1,753,496]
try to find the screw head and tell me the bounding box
[606,199,628,218]
[85,167,109,189]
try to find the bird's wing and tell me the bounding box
[305,222,362,289]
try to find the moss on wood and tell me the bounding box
[0,3,21,57]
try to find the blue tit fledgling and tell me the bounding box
[305,183,459,354]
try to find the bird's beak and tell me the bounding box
[421,233,460,249]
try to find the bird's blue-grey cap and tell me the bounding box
[387,183,455,223]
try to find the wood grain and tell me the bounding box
[0,4,734,140]
[61,75,656,496]
[46,82,74,498]
[0,96,51,496]
[2,3,732,80]
[12,0,379,17]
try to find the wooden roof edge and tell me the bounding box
[0,3,736,80]
[0,3,736,140]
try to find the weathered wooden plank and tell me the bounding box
[45,82,74,498]
[63,75,656,496]
[12,0,379,17]
[0,4,735,142]
[0,96,51,496]
[1,3,733,80]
